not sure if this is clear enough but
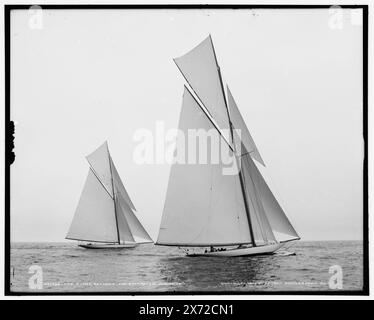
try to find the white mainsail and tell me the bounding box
[156,87,252,246]
[66,142,153,244]
[66,169,118,243]
[157,36,299,249]
[174,35,231,144]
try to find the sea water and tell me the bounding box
[10,241,363,293]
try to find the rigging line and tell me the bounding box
[209,35,220,68]
[239,149,255,157]
[108,153,121,244]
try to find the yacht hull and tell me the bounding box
[78,243,138,249]
[187,243,285,257]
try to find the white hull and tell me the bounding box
[78,243,138,249]
[187,243,285,257]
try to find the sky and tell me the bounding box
[10,8,363,242]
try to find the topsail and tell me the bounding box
[174,35,231,144]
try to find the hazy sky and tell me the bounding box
[11,8,363,242]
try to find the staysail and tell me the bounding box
[110,156,152,243]
[242,153,300,242]
[66,142,153,244]
[174,35,231,144]
[241,153,276,244]
[111,157,137,211]
[118,197,153,244]
[115,198,135,243]
[227,86,265,166]
[156,87,253,246]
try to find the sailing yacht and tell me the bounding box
[156,36,299,257]
[66,141,153,249]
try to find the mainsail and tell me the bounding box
[157,36,299,247]
[157,88,252,246]
[66,142,153,244]
[66,169,118,243]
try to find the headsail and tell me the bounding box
[227,86,265,166]
[174,35,231,144]
[241,153,276,244]
[156,87,253,246]
[242,153,299,242]
[66,169,118,243]
[115,198,135,243]
[117,196,153,244]
[110,157,136,211]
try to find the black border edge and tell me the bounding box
[4,4,11,296]
[362,4,369,296]
[4,4,369,297]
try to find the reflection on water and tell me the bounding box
[155,255,275,291]
[10,241,363,292]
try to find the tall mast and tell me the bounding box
[108,148,121,244]
[209,36,257,247]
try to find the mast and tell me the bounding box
[209,35,257,247]
[226,94,257,247]
[108,149,121,245]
